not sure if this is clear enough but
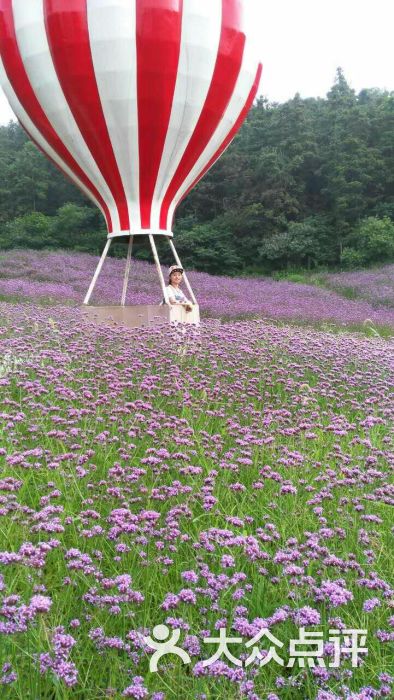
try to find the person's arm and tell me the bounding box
[166,286,192,310]
[181,296,193,311]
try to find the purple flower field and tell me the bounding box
[320,266,394,310]
[0,290,393,698]
[0,249,393,697]
[1,249,393,329]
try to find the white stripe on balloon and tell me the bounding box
[12,0,120,232]
[87,0,141,231]
[166,40,260,230]
[150,0,222,230]
[0,55,106,219]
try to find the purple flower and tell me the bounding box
[178,589,197,604]
[220,554,235,568]
[1,663,17,685]
[363,597,381,612]
[314,579,354,607]
[181,570,199,584]
[29,595,52,613]
[293,605,321,626]
[39,627,78,687]
[122,676,148,698]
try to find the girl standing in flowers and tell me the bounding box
[165,265,193,312]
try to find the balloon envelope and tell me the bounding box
[0,0,262,238]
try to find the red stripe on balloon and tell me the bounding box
[44,0,129,231]
[159,0,246,229]
[0,0,112,231]
[168,62,262,228]
[136,0,183,229]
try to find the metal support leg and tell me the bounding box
[168,237,197,305]
[149,234,169,304]
[83,238,112,305]
[121,235,134,306]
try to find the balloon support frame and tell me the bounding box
[82,233,200,329]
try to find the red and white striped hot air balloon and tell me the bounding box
[0,0,262,305]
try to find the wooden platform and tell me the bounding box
[81,304,200,329]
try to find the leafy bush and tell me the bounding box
[356,216,394,262]
[48,203,104,252]
[259,216,335,269]
[175,221,241,275]
[0,204,105,254]
[342,216,394,268]
[340,248,366,269]
[1,212,52,249]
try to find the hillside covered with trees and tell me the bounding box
[0,69,393,275]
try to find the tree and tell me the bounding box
[342,216,394,267]
[259,216,335,270]
[49,203,104,251]
[318,68,386,259]
[175,221,240,275]
[8,142,52,214]
[1,212,52,250]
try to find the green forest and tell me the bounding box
[0,68,393,275]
